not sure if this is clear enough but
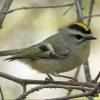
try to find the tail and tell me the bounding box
[0,48,25,56]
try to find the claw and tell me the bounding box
[45,74,54,82]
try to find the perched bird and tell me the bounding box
[0,22,96,75]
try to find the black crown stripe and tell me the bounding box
[68,24,91,34]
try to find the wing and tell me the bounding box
[4,43,70,61]
[3,43,55,61]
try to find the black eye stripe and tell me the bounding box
[68,24,91,34]
[74,35,84,39]
[71,34,84,40]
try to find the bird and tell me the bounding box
[0,22,96,76]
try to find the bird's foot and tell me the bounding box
[45,74,54,82]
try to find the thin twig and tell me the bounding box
[74,67,81,79]
[0,3,74,14]
[63,4,74,15]
[0,86,4,100]
[84,61,92,82]
[87,0,95,26]
[67,67,81,96]
[83,14,100,19]
[47,90,99,100]
[93,72,100,83]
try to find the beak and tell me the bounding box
[86,36,96,40]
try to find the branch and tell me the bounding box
[63,4,74,15]
[87,0,95,26]
[16,84,91,100]
[0,72,94,87]
[1,72,100,100]
[93,72,100,83]
[0,86,4,100]
[47,90,100,100]
[84,61,93,100]
[75,0,83,22]
[0,0,13,28]
[0,3,74,14]
[83,14,100,19]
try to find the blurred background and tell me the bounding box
[0,0,100,99]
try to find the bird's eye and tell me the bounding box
[75,35,83,40]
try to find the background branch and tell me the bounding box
[0,3,74,14]
[0,86,4,100]
[16,84,91,100]
[0,0,13,28]
[83,14,100,19]
[83,0,95,90]
[87,0,95,26]
[75,0,83,22]
[63,4,74,15]
[84,1,95,100]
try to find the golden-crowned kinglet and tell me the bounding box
[0,22,96,74]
